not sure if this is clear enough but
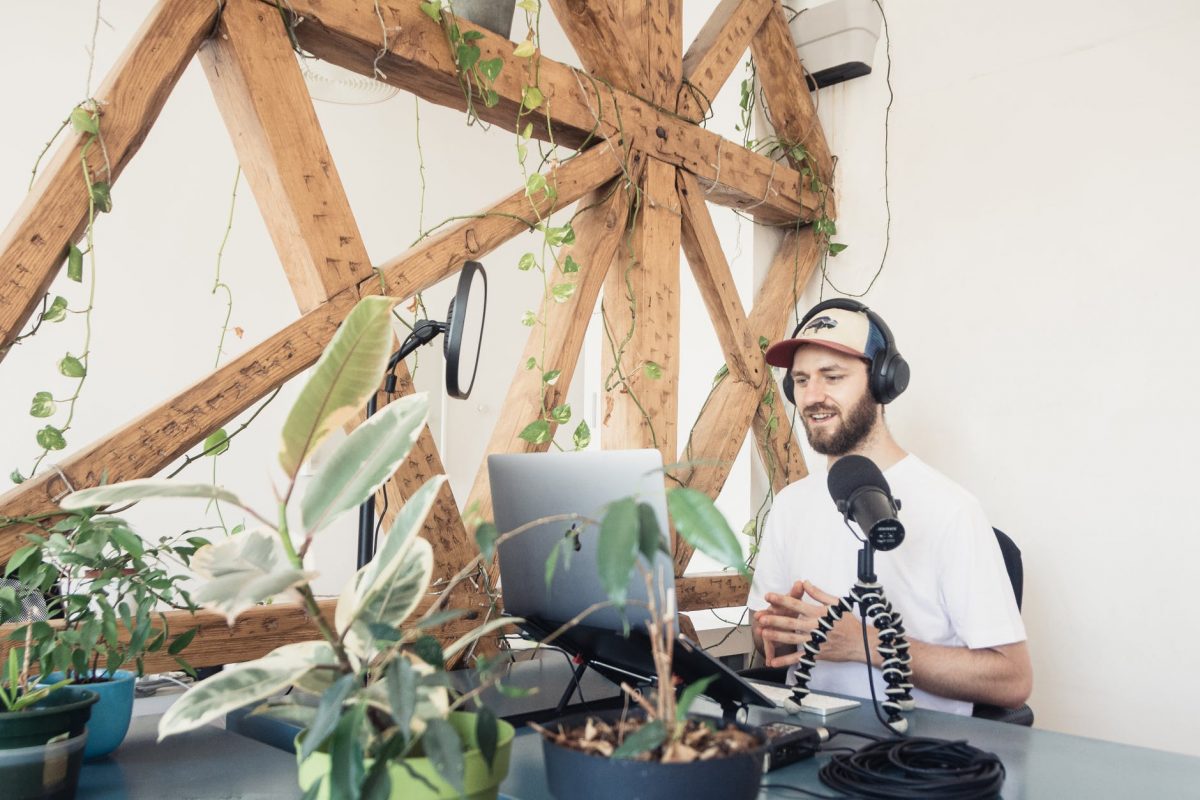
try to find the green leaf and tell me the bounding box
[411,635,444,671]
[474,522,499,561]
[544,537,563,591]
[301,673,358,760]
[386,657,418,740]
[42,295,68,323]
[158,641,337,739]
[5,545,39,577]
[189,529,313,624]
[109,525,144,558]
[62,479,241,511]
[517,0,539,12]
[667,488,747,575]
[521,86,544,110]
[517,420,551,445]
[29,391,56,418]
[203,428,230,457]
[643,361,663,380]
[517,253,536,271]
[712,363,729,387]
[456,43,480,71]
[301,393,429,536]
[476,706,499,771]
[70,107,99,135]
[572,420,590,450]
[418,1,442,21]
[828,242,848,256]
[521,310,537,327]
[513,40,536,58]
[758,335,770,351]
[478,57,503,82]
[525,173,547,197]
[597,498,638,604]
[524,357,537,370]
[484,89,499,107]
[520,123,533,140]
[35,426,66,451]
[10,470,25,485]
[542,369,561,385]
[550,282,575,303]
[167,627,198,656]
[58,355,86,378]
[422,718,465,795]
[612,719,666,759]
[636,502,663,562]
[676,675,718,721]
[279,296,397,478]
[90,181,112,213]
[67,245,83,282]
[548,404,570,424]
[443,617,517,662]
[329,703,365,800]
[562,255,580,274]
[543,224,574,247]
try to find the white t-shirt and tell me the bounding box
[748,454,1026,715]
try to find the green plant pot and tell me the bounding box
[0,730,88,800]
[297,712,515,800]
[0,687,98,750]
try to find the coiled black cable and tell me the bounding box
[817,736,1006,799]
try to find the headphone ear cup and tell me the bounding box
[782,372,796,406]
[873,352,910,404]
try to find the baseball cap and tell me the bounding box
[764,306,887,368]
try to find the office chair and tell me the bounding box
[740,528,1034,726]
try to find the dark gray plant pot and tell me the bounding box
[541,709,767,800]
[453,0,518,39]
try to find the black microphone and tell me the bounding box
[827,455,905,551]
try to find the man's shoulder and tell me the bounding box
[773,471,830,508]
[893,455,984,514]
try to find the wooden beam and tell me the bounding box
[545,0,650,99]
[677,572,749,610]
[0,0,219,361]
[200,0,370,311]
[677,171,760,385]
[753,386,808,495]
[600,157,681,466]
[674,229,819,573]
[271,0,821,225]
[749,2,835,187]
[623,0,682,109]
[464,163,640,527]
[0,147,622,562]
[679,0,774,121]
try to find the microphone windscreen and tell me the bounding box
[827,455,891,504]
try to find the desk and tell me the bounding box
[501,699,1200,799]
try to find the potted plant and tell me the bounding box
[522,490,768,800]
[1,510,201,760]
[62,296,519,799]
[0,635,98,799]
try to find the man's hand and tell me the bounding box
[754,581,880,667]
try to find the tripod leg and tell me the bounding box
[789,594,856,703]
[855,583,915,723]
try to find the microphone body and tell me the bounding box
[827,456,905,551]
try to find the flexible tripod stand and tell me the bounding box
[789,544,916,732]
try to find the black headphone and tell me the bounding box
[781,299,910,406]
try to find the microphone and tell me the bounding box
[827,455,905,551]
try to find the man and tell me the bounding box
[748,300,1032,714]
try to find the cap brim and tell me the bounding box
[765,338,867,368]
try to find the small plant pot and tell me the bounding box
[0,730,89,800]
[541,709,767,800]
[0,687,98,750]
[40,672,134,760]
[297,711,515,800]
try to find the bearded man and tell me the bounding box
[748,300,1032,714]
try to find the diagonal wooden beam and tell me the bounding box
[270,0,822,225]
[203,0,471,583]
[624,0,682,109]
[200,0,371,311]
[600,157,681,467]
[465,161,641,527]
[0,0,220,362]
[0,146,622,563]
[674,228,819,574]
[750,2,835,187]
[678,0,774,122]
[545,0,650,99]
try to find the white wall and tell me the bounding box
[777,0,1200,756]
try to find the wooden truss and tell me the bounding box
[0,0,833,669]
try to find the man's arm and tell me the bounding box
[756,581,1033,709]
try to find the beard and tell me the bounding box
[802,389,879,456]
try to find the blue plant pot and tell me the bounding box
[41,671,135,760]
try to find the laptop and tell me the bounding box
[488,449,772,714]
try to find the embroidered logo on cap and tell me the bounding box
[802,315,837,334]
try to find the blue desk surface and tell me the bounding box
[78,702,1200,799]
